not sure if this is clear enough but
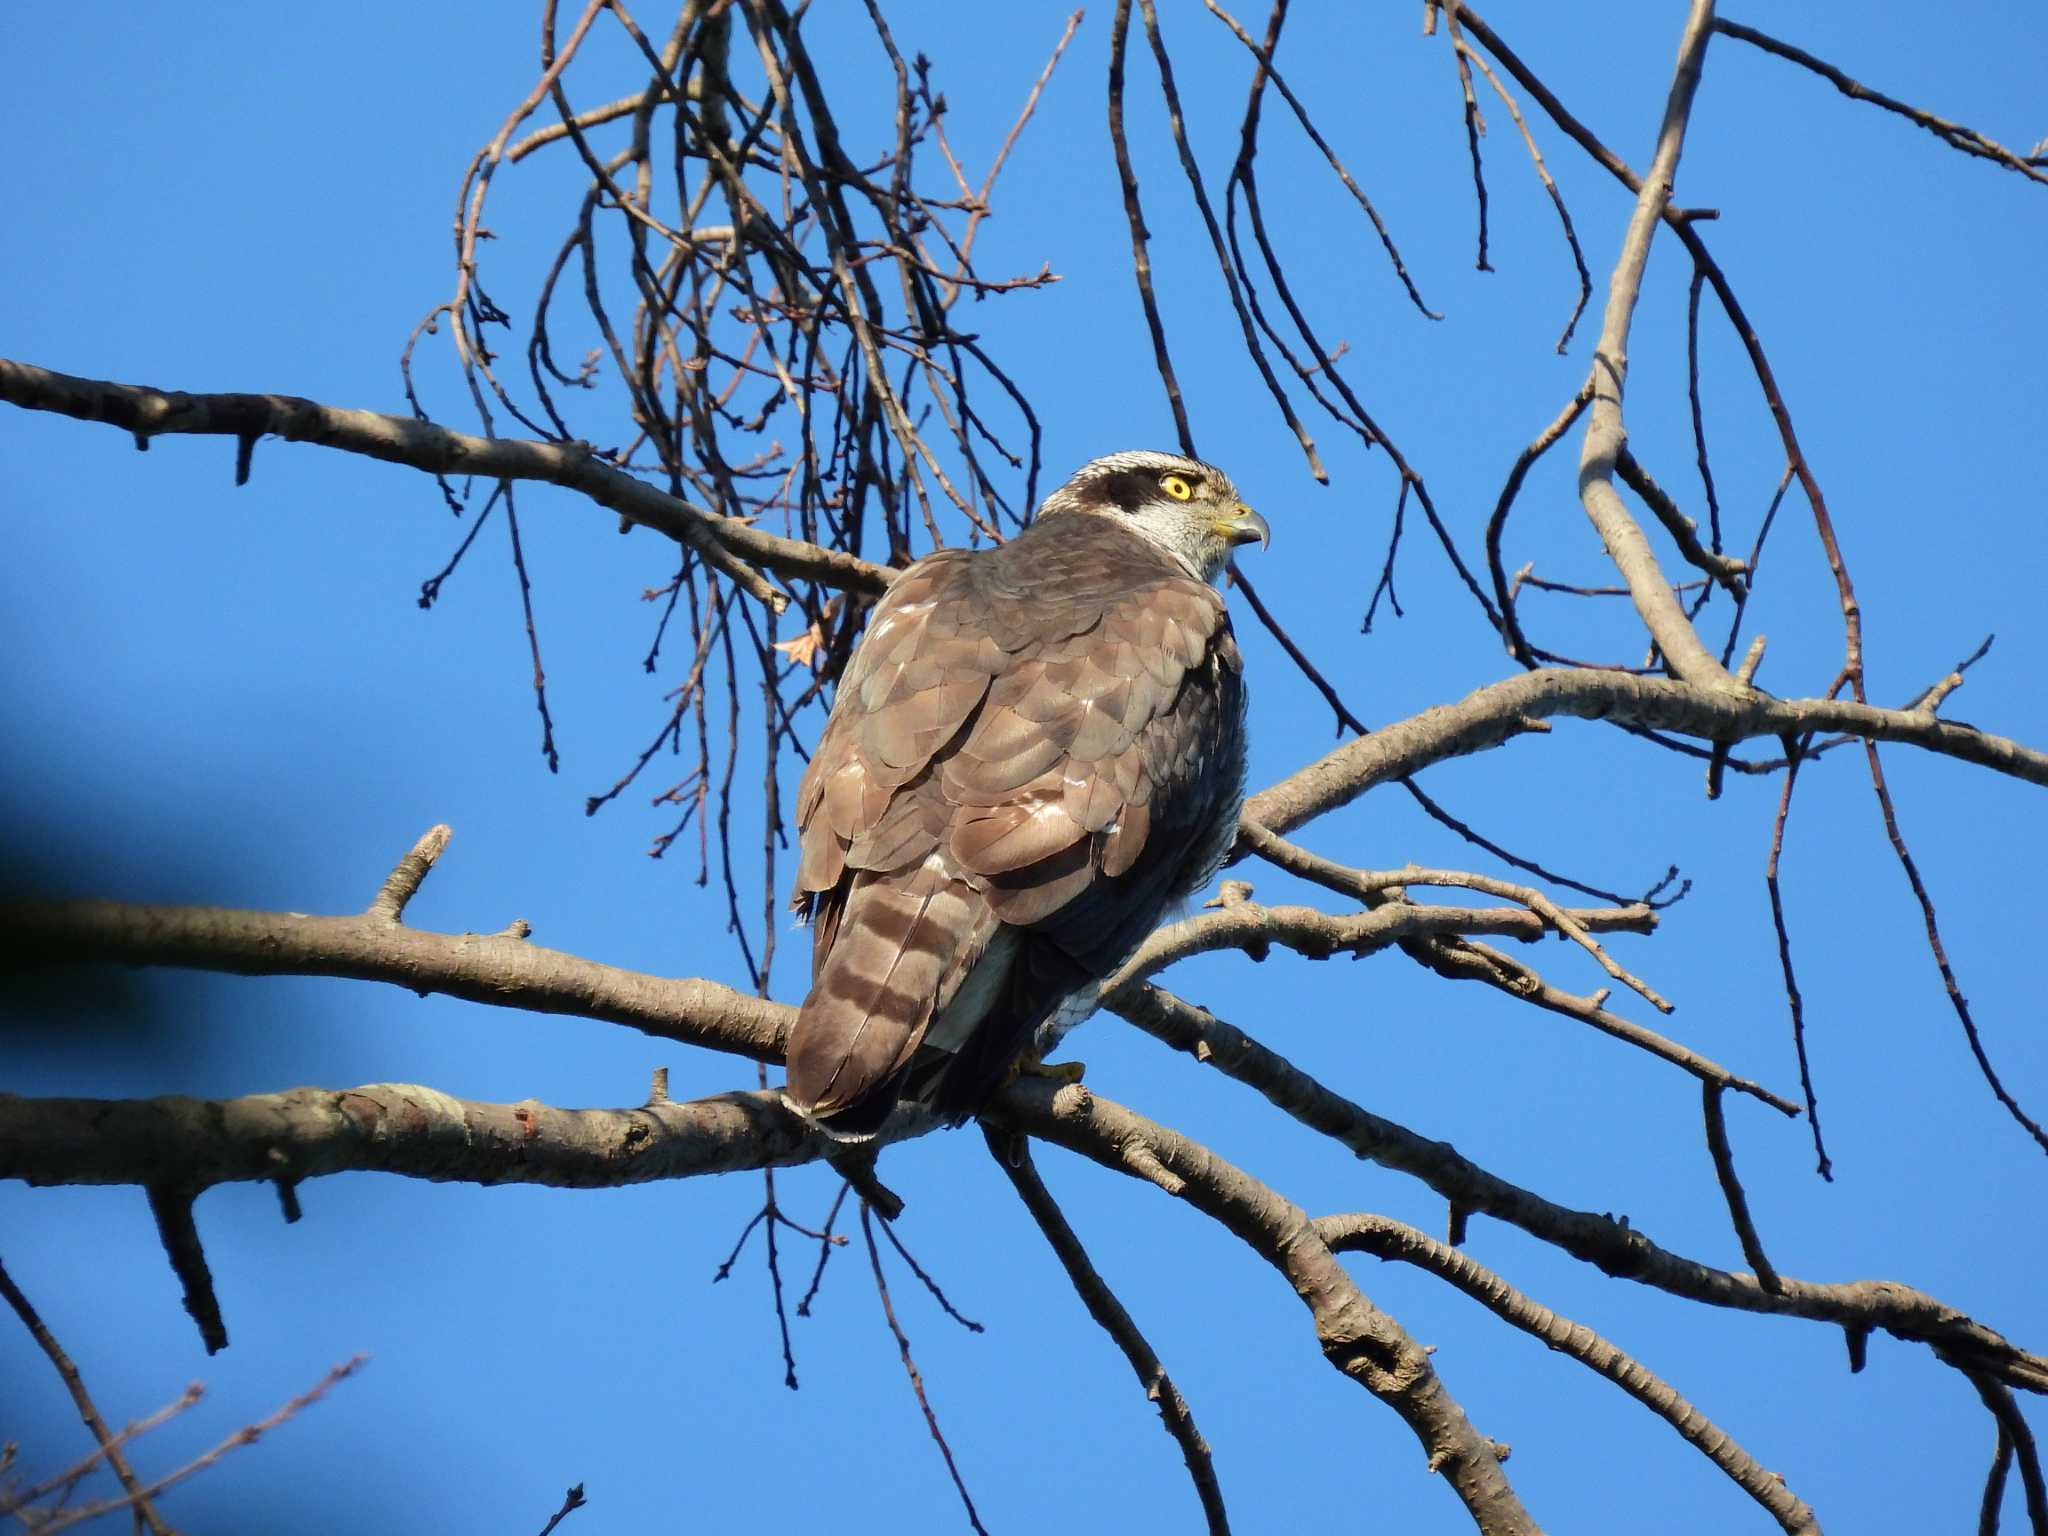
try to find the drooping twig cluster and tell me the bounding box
[405,0,1081,991]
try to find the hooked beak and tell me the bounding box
[1222,504,1271,550]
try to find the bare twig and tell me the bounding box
[1965,1371,2048,1535]
[873,1215,984,1335]
[860,1203,989,1536]
[1237,821,1671,1012]
[1615,447,1747,598]
[29,1357,367,1536]
[145,1184,227,1355]
[1700,1083,1783,1292]
[1453,27,1591,349]
[983,1129,1229,1535]
[535,1483,589,1536]
[1136,0,1325,478]
[367,824,454,922]
[0,1255,175,1535]
[1763,733,1831,1179]
[4,1383,205,1516]
[1861,739,2048,1158]
[1439,3,1495,272]
[1713,18,2048,187]
[1202,0,1440,318]
[1486,383,1592,668]
[1108,0,1194,453]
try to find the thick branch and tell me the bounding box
[0,873,1649,1074]
[0,357,893,605]
[0,899,791,1064]
[0,1083,830,1190]
[8,1011,2043,1410]
[1242,668,2048,839]
[0,1062,1536,1527]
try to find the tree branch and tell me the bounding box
[1000,1082,1538,1534]
[1574,0,1731,687]
[1127,895,1654,968]
[4,1065,1539,1526]
[1242,667,2048,839]
[7,1012,2043,1410]
[9,860,2036,1394]
[1234,820,1671,1012]
[1712,18,2048,187]
[1446,0,1864,688]
[1965,1370,2048,1536]
[0,897,791,1064]
[0,1082,832,1190]
[1112,983,2048,1395]
[0,357,894,606]
[1315,1212,1819,1534]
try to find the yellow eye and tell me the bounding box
[1159,473,1195,501]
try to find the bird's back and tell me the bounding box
[784,507,1249,1136]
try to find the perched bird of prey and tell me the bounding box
[783,449,1268,1139]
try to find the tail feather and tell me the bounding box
[784,860,990,1125]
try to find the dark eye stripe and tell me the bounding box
[1090,468,1161,511]
[1074,462,1208,514]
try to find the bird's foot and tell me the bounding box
[1010,1054,1086,1087]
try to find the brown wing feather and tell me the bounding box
[785,512,1246,1132]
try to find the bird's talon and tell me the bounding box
[1015,1057,1086,1086]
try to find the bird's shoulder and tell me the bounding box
[827,516,1234,754]
[862,512,1230,667]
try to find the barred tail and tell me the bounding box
[783,859,988,1132]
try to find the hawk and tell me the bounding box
[783,450,1267,1138]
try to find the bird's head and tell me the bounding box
[1037,449,1269,583]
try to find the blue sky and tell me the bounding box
[3,3,2045,1531]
